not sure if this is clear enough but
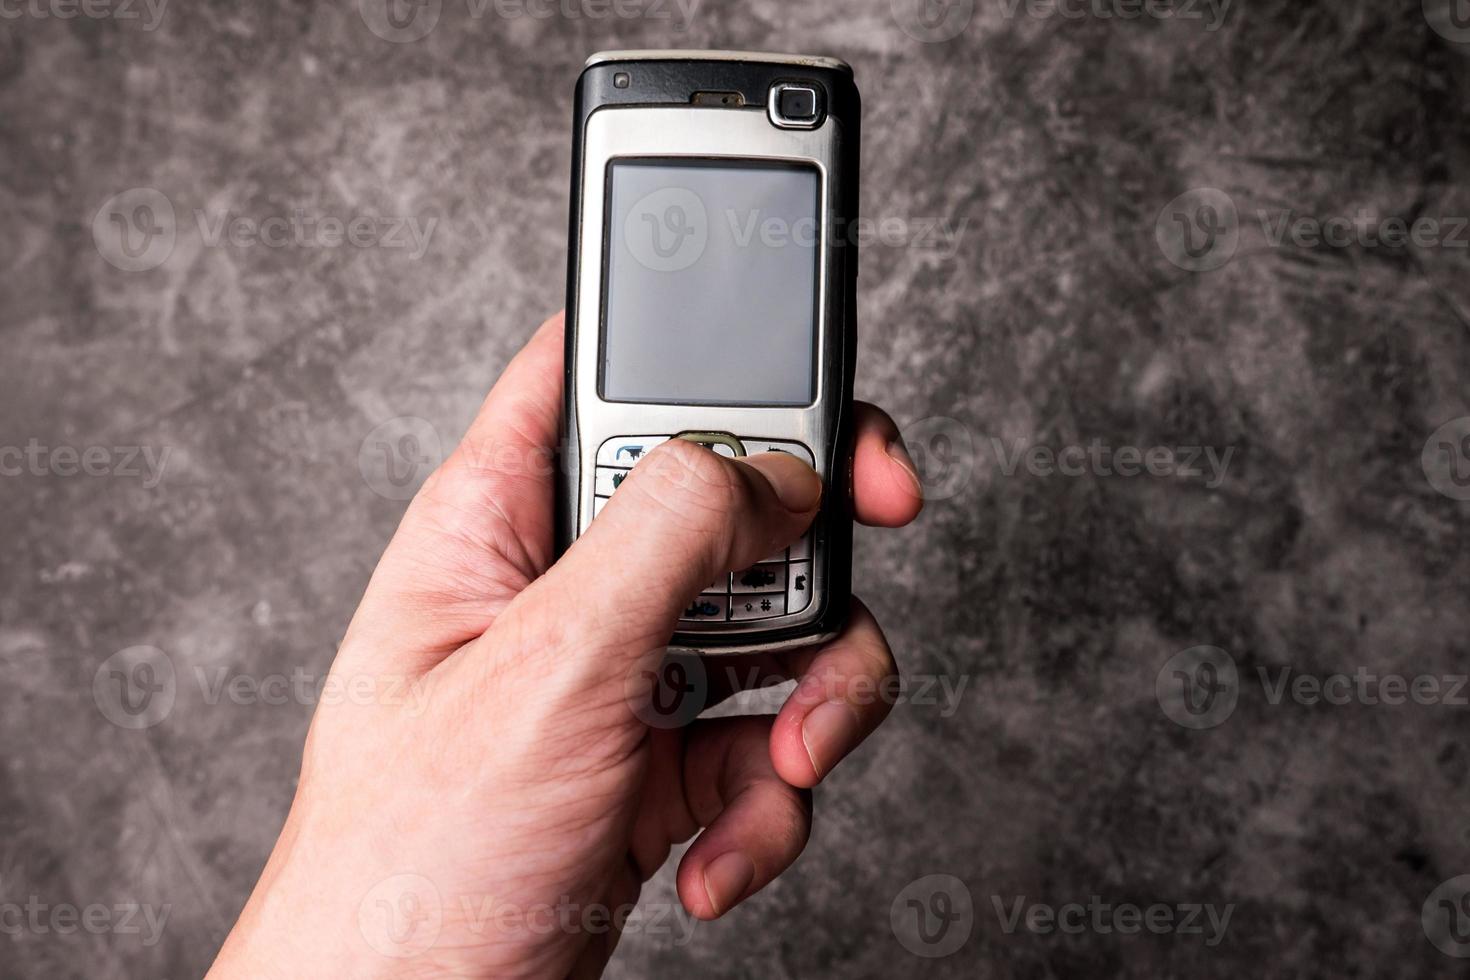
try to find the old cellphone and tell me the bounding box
[558,50,860,654]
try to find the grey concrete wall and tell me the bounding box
[3,0,1470,977]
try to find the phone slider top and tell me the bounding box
[594,433,815,468]
[584,50,851,73]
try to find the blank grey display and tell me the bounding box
[601,160,819,406]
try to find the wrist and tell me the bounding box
[206,813,414,980]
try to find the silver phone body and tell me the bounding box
[561,52,859,655]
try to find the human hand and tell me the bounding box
[207,311,923,979]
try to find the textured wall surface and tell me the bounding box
[4,0,1470,977]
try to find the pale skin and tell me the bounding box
[207,311,923,979]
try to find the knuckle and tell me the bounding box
[859,642,900,692]
[854,649,901,720]
[770,786,814,853]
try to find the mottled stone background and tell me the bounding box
[4,0,1470,977]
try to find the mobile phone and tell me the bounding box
[558,50,860,655]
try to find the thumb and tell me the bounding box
[491,438,821,678]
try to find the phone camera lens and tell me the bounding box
[779,87,816,120]
[768,83,822,129]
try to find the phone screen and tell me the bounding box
[600,159,820,406]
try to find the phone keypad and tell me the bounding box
[732,562,786,594]
[596,435,669,467]
[742,440,814,465]
[592,433,817,624]
[789,534,811,561]
[787,561,812,614]
[682,594,728,622]
[731,594,785,620]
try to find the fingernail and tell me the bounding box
[886,435,924,499]
[745,453,823,513]
[703,851,755,917]
[801,700,861,779]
